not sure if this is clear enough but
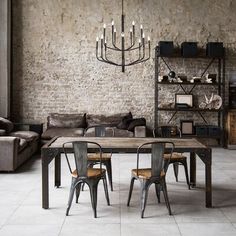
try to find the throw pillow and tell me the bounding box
[0,117,14,134]
[127,118,146,132]
[48,113,87,128]
[117,112,133,130]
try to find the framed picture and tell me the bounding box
[175,94,193,107]
[180,120,194,135]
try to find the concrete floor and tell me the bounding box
[0,148,236,236]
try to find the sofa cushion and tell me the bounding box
[48,113,86,128]
[18,138,28,152]
[0,117,14,133]
[86,113,131,127]
[127,118,146,132]
[84,127,114,137]
[113,127,133,137]
[0,129,6,136]
[41,128,84,140]
[9,131,39,142]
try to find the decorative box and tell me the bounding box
[181,42,198,57]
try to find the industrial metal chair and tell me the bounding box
[127,141,174,218]
[85,125,114,191]
[63,141,110,218]
[153,126,190,189]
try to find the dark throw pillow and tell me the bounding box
[116,112,133,130]
[127,118,146,132]
[0,117,14,134]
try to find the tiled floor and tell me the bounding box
[0,148,236,236]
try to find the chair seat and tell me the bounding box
[164,152,187,160]
[72,168,106,178]
[131,168,165,179]
[87,153,112,160]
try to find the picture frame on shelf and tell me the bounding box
[175,94,193,108]
[180,120,194,135]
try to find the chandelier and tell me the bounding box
[96,0,151,72]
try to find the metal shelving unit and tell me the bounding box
[154,46,226,146]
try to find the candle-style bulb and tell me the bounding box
[121,32,125,37]
[96,37,99,42]
[132,21,135,26]
[130,28,132,32]
[142,33,145,38]
[101,34,104,39]
[114,28,116,32]
[140,24,143,29]
[148,36,150,41]
[103,23,106,28]
[105,39,107,44]
[112,20,114,25]
[139,39,141,43]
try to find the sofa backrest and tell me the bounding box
[47,113,87,128]
[86,113,130,127]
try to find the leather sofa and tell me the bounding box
[0,117,39,171]
[41,112,146,144]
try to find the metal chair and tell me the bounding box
[63,141,110,218]
[127,141,174,218]
[153,126,190,189]
[85,125,114,191]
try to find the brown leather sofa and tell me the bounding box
[0,117,39,171]
[41,112,146,144]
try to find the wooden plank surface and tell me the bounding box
[47,136,207,150]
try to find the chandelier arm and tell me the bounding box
[96,47,105,62]
[124,50,144,66]
[128,44,151,65]
[106,44,122,51]
[126,57,150,66]
[125,43,143,51]
[104,46,120,65]
[111,38,122,50]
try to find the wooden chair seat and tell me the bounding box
[132,168,165,179]
[87,153,112,161]
[72,168,106,178]
[164,152,187,160]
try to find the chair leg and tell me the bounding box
[140,180,150,218]
[161,179,172,215]
[155,183,161,203]
[66,178,76,216]
[102,175,110,206]
[127,176,135,206]
[173,162,179,182]
[88,179,99,218]
[181,159,191,190]
[104,160,113,191]
[75,183,82,203]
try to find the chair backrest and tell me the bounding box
[153,126,182,138]
[137,141,175,177]
[63,141,102,178]
[86,125,115,137]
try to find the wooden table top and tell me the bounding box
[46,137,207,151]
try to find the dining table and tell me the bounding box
[41,136,212,209]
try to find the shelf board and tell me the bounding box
[158,108,224,112]
[157,82,223,85]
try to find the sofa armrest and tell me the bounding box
[134,126,146,137]
[0,137,20,171]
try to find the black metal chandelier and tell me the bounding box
[96,0,151,72]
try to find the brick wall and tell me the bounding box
[11,0,236,128]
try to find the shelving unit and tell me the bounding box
[154,46,226,146]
